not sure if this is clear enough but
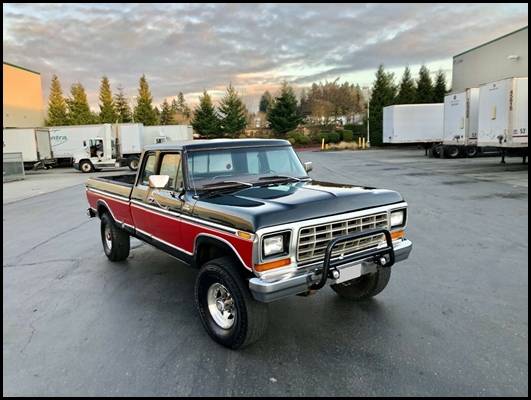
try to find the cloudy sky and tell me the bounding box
[3,3,528,111]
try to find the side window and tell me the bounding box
[159,153,181,190]
[140,154,157,185]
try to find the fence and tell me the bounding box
[3,152,25,182]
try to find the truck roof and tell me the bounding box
[143,138,291,152]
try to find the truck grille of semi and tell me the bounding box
[296,213,389,264]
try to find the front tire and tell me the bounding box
[100,213,130,261]
[79,160,94,173]
[331,267,391,301]
[194,257,268,349]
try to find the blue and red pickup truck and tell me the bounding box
[85,139,412,348]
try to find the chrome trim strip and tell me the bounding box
[194,233,253,271]
[130,199,241,235]
[87,188,130,204]
[135,227,193,256]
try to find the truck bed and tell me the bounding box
[93,173,136,187]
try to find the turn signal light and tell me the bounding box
[255,258,291,272]
[391,230,405,240]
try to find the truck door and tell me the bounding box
[130,151,186,256]
[34,129,53,160]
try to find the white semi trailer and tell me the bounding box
[477,77,528,163]
[383,103,444,155]
[114,124,194,170]
[2,128,54,169]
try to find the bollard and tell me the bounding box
[321,138,325,151]
[362,137,366,149]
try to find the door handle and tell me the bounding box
[147,196,168,210]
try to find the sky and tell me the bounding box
[3,3,528,112]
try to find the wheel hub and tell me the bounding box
[104,225,112,249]
[207,283,235,329]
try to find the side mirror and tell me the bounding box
[148,175,170,189]
[303,161,313,173]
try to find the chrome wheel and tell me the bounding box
[207,283,236,329]
[129,158,139,170]
[104,224,112,250]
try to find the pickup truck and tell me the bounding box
[85,139,412,349]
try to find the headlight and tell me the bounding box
[262,232,290,258]
[390,209,406,228]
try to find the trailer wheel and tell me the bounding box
[100,213,130,261]
[465,146,478,157]
[128,157,140,171]
[445,145,460,159]
[195,257,269,349]
[79,160,94,173]
[331,267,391,301]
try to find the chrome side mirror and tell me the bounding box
[148,174,170,189]
[303,161,313,173]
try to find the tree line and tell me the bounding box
[368,64,449,145]
[45,74,191,127]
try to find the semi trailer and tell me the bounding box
[383,103,444,155]
[477,77,528,163]
[2,128,54,169]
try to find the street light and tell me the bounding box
[362,86,372,147]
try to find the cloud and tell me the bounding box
[3,3,528,111]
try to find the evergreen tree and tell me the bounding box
[191,90,220,138]
[98,76,117,123]
[432,69,448,103]
[134,74,158,126]
[153,106,161,125]
[395,66,416,105]
[218,84,248,138]
[415,65,434,103]
[66,83,95,125]
[267,82,302,135]
[114,85,132,123]
[368,65,396,146]
[176,92,191,117]
[46,74,68,126]
[259,91,273,113]
[159,99,173,125]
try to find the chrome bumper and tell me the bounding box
[249,239,412,303]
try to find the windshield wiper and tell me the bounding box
[258,175,308,182]
[201,180,254,189]
[196,180,254,198]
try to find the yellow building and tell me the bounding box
[3,62,45,128]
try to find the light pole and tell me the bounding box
[362,86,372,147]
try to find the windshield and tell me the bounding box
[186,145,308,191]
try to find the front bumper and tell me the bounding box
[249,238,412,303]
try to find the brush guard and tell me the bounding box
[309,228,395,290]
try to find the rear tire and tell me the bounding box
[100,213,130,261]
[79,160,94,173]
[194,257,269,349]
[465,146,478,157]
[128,156,140,171]
[331,267,391,301]
[445,145,460,159]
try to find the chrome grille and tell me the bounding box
[296,212,388,263]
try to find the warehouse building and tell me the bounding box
[3,62,45,128]
[451,26,528,93]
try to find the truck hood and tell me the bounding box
[191,180,404,232]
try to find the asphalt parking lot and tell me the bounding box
[3,148,528,396]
